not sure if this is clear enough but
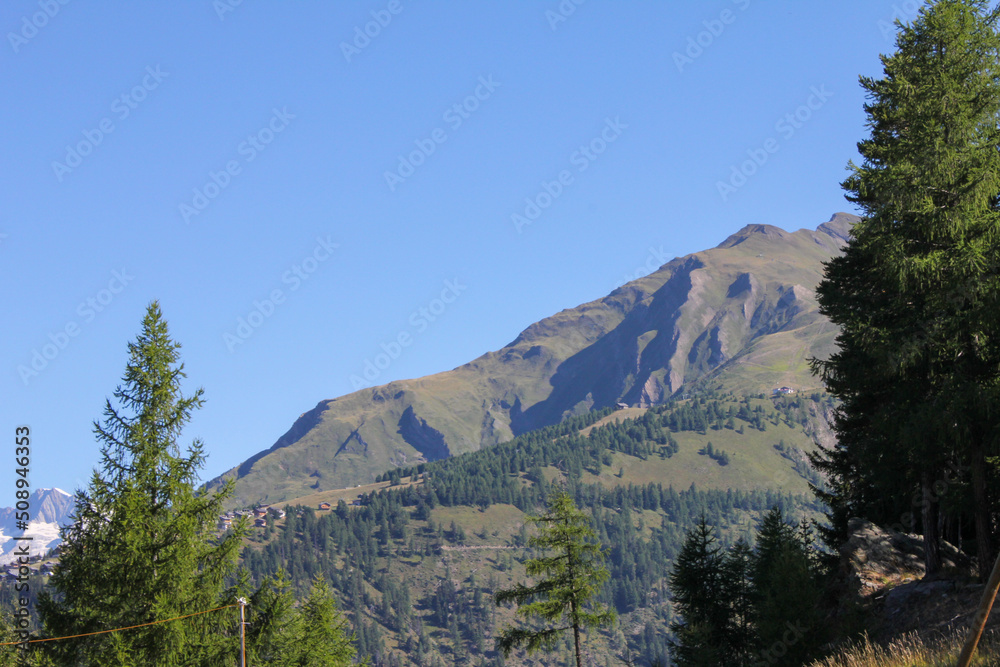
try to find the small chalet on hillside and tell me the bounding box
[773,386,795,396]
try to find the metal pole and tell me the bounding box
[957,552,1000,667]
[238,597,247,667]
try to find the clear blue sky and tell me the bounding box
[2,1,916,498]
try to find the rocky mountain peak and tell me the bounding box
[209,213,862,505]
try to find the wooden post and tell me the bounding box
[957,552,1000,667]
[238,597,247,667]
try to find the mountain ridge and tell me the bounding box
[209,213,858,506]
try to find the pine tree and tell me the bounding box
[720,539,757,666]
[751,509,822,667]
[494,488,615,667]
[813,0,1000,575]
[37,302,245,665]
[667,518,726,667]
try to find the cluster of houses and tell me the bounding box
[218,504,286,531]
[3,553,54,581]
[216,499,363,530]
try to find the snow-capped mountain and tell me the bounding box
[0,488,75,564]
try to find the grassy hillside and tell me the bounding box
[210,213,856,506]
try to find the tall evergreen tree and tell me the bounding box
[494,488,615,667]
[813,0,1000,575]
[37,302,245,665]
[721,538,758,667]
[667,518,726,667]
[751,509,822,667]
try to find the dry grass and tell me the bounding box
[809,630,1000,667]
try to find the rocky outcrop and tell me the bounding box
[837,518,987,643]
[839,518,972,597]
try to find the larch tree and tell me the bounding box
[494,488,615,667]
[294,575,356,667]
[37,302,246,665]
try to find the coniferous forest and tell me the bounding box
[235,395,823,665]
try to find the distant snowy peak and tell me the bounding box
[0,488,74,532]
[34,487,75,525]
[0,488,76,565]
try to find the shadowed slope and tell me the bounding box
[208,213,857,506]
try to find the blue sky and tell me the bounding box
[2,1,918,498]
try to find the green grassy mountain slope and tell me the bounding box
[237,396,829,666]
[209,213,856,506]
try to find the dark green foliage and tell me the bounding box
[813,0,1000,574]
[296,575,356,666]
[721,539,757,667]
[668,519,726,666]
[230,569,357,666]
[700,442,731,466]
[10,393,822,665]
[238,569,302,664]
[668,509,825,667]
[12,391,818,664]
[751,509,823,666]
[231,400,820,663]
